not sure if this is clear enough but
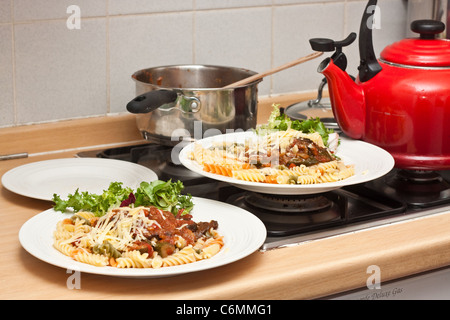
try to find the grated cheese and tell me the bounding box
[85,207,161,251]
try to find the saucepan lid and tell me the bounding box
[284,79,340,132]
[284,99,340,132]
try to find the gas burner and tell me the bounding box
[227,191,344,237]
[366,169,450,208]
[224,183,406,238]
[395,170,443,183]
[244,192,333,213]
[159,160,199,180]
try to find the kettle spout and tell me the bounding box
[318,58,365,139]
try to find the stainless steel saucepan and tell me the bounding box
[126,64,261,146]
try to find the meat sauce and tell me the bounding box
[279,137,334,167]
[129,207,218,257]
[247,137,334,168]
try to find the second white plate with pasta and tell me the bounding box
[19,197,267,278]
[179,131,395,195]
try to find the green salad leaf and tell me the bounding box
[134,180,193,216]
[256,104,335,146]
[52,180,193,217]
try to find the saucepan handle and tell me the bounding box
[126,90,179,114]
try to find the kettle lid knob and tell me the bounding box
[411,20,445,39]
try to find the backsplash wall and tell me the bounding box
[0,0,408,128]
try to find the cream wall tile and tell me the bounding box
[194,7,272,95]
[109,12,194,113]
[14,19,107,124]
[272,2,346,94]
[0,25,14,127]
[196,0,271,10]
[13,0,106,21]
[274,0,338,4]
[0,0,11,23]
[108,0,193,15]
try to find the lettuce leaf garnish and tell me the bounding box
[52,180,193,217]
[256,104,335,146]
[134,180,193,216]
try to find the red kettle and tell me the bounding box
[309,0,450,170]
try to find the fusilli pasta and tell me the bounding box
[189,129,354,185]
[53,206,224,269]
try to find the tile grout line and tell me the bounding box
[270,0,275,96]
[193,0,196,64]
[10,0,17,126]
[106,0,111,114]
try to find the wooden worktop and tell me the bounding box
[1,93,450,300]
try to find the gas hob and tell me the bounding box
[77,143,450,250]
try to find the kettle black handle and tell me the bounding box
[309,33,357,52]
[358,0,382,82]
[309,33,356,72]
[126,90,178,114]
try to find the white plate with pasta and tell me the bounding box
[179,131,395,195]
[19,197,267,278]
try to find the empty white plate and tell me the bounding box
[1,158,158,201]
